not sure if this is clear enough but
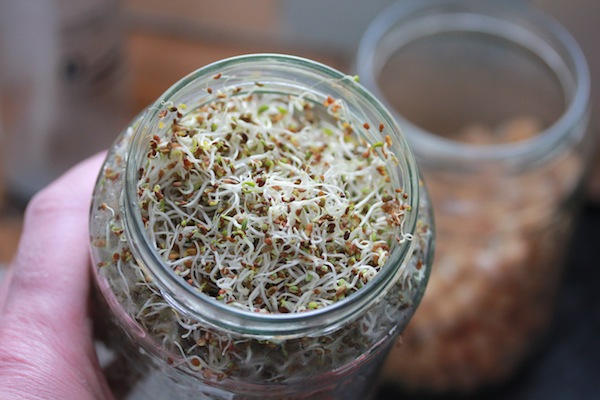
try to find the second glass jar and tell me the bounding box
[358,0,594,393]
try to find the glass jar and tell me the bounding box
[89,54,434,399]
[357,0,593,393]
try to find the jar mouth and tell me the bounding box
[123,54,425,338]
[357,0,590,168]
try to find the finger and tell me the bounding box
[0,152,113,399]
[3,152,106,334]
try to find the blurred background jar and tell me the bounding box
[0,0,131,203]
[357,0,594,393]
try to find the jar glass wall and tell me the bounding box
[357,0,593,393]
[89,54,434,399]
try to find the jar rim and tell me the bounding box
[356,0,591,167]
[123,53,425,338]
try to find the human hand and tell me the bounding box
[0,154,114,400]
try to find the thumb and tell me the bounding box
[0,152,114,400]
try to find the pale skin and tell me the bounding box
[0,154,113,400]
